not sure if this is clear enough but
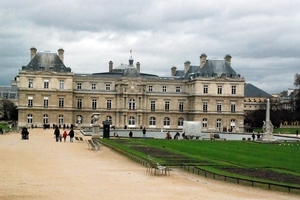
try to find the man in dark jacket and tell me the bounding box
[54,126,60,142]
[68,128,74,142]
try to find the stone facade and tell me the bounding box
[17,48,245,132]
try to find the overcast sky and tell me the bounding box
[1,0,299,94]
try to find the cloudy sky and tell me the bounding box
[1,0,299,94]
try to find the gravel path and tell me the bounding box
[0,128,298,200]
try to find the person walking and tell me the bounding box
[142,127,146,139]
[54,126,60,142]
[129,131,133,138]
[62,130,68,142]
[68,128,74,142]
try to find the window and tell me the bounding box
[59,80,64,89]
[178,117,184,126]
[163,117,170,126]
[203,85,208,94]
[202,118,208,128]
[128,116,135,125]
[216,118,222,128]
[77,99,82,109]
[44,80,49,89]
[203,101,208,112]
[129,98,135,110]
[106,116,112,122]
[217,102,222,112]
[231,86,236,95]
[58,115,64,125]
[106,84,111,91]
[178,102,183,112]
[150,101,155,111]
[162,86,167,93]
[27,114,33,124]
[107,100,112,109]
[149,117,156,126]
[230,119,236,129]
[43,97,48,107]
[43,114,49,124]
[91,83,96,90]
[77,83,82,90]
[165,101,170,111]
[59,97,64,107]
[176,86,181,93]
[217,86,222,94]
[231,102,236,113]
[92,99,97,109]
[28,79,33,88]
[28,97,33,107]
[148,86,153,92]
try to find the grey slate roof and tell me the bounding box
[22,52,71,72]
[244,83,272,97]
[183,59,239,79]
[201,60,237,77]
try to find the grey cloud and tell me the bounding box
[0,0,300,95]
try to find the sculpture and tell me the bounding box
[257,99,278,143]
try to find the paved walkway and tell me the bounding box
[0,128,298,200]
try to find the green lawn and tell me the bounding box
[100,138,300,188]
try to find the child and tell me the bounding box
[62,130,68,142]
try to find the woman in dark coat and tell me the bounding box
[54,126,60,142]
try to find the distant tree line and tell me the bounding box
[0,99,18,121]
[245,73,300,128]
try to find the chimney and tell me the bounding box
[171,66,177,76]
[224,54,232,65]
[109,61,113,72]
[184,61,191,73]
[58,48,64,63]
[136,62,140,72]
[200,53,207,68]
[30,47,37,60]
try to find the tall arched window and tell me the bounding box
[230,119,236,130]
[58,115,64,125]
[27,114,33,124]
[216,118,222,129]
[149,117,156,126]
[202,118,208,128]
[106,115,112,122]
[129,99,135,110]
[43,114,49,124]
[178,117,184,127]
[164,117,170,126]
[128,116,135,125]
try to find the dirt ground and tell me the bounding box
[0,128,298,200]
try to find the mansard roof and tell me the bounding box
[183,59,239,79]
[244,83,272,97]
[22,52,71,72]
[201,60,237,77]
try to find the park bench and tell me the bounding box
[146,156,171,175]
[78,136,85,142]
[87,139,100,150]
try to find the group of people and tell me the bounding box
[165,131,182,139]
[54,126,74,142]
[251,132,261,140]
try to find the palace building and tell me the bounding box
[16,47,245,132]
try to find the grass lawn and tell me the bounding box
[100,138,300,188]
[254,127,300,134]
